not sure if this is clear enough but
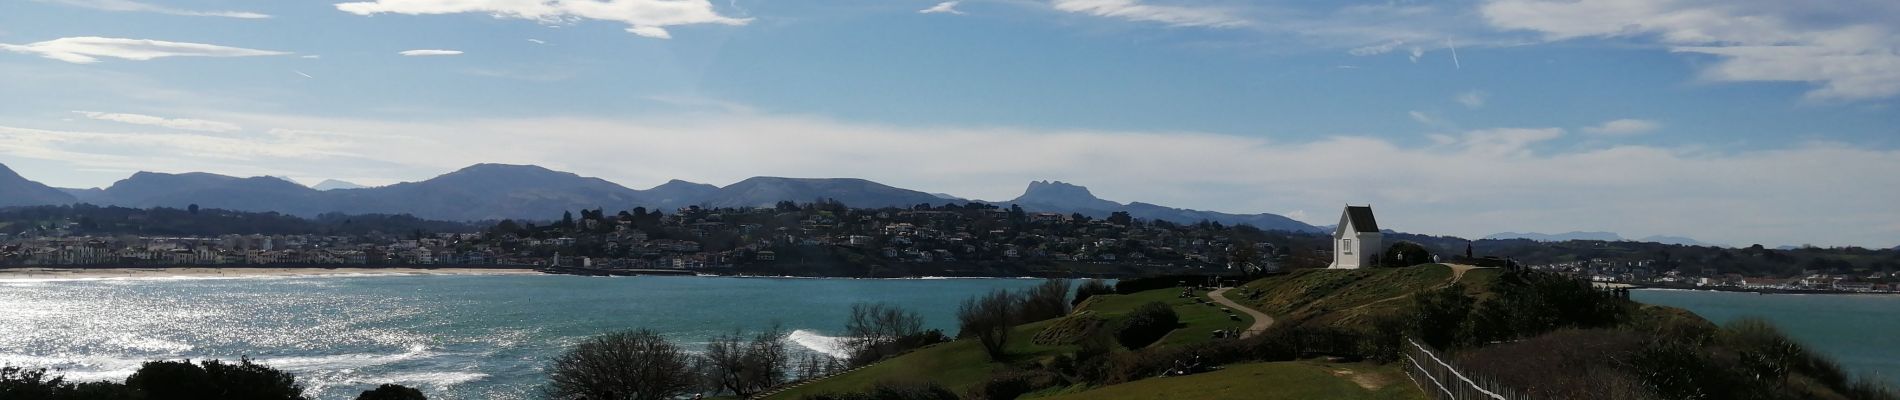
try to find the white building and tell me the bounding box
[1328,205,1382,269]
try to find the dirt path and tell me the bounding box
[1209,288,1274,339]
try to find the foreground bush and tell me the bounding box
[4,359,412,400]
[958,289,1021,360]
[1114,302,1178,350]
[546,329,698,400]
[1071,279,1114,306]
[355,384,427,400]
[802,380,959,400]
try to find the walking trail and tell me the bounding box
[1209,287,1274,339]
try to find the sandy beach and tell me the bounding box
[0,266,541,280]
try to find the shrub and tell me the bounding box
[967,368,1064,400]
[1072,279,1114,306]
[355,384,427,400]
[1114,302,1179,350]
[1018,279,1072,323]
[126,358,307,400]
[802,380,959,400]
[545,329,698,400]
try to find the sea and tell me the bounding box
[1632,289,1900,387]
[0,274,1047,399]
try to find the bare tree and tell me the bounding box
[842,303,925,365]
[704,325,791,397]
[545,329,697,400]
[958,289,1021,361]
[1018,279,1072,322]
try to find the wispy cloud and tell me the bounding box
[39,0,269,19]
[1481,0,1900,101]
[73,111,242,133]
[920,1,964,15]
[1050,0,1249,28]
[1456,90,1487,108]
[0,37,288,64]
[1582,119,1661,136]
[334,0,752,39]
[398,49,463,56]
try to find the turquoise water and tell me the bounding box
[0,274,1046,399]
[1632,289,1900,387]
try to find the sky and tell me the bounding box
[0,0,1897,248]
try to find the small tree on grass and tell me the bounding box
[958,289,1022,361]
[1018,279,1072,323]
[704,325,791,397]
[546,329,698,400]
[842,303,926,366]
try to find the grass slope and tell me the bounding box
[1035,361,1424,400]
[1235,264,1473,328]
[768,287,1254,399]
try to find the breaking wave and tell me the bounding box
[785,330,852,359]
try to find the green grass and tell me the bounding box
[1075,288,1254,348]
[766,318,1074,399]
[1032,361,1425,400]
[1232,264,1463,328]
[768,287,1253,399]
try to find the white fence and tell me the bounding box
[1401,338,1530,400]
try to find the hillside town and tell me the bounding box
[0,202,1297,277]
[4,202,1896,290]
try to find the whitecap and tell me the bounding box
[784,330,852,359]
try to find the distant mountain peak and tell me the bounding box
[312,179,368,191]
[1484,231,1624,242]
[1012,180,1121,210]
[0,162,78,207]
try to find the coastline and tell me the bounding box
[0,266,541,280]
[1631,284,1899,296]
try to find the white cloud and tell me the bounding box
[0,37,288,64]
[527,39,547,45]
[40,0,269,18]
[334,0,752,39]
[398,49,463,56]
[3,111,1896,247]
[301,55,322,59]
[1349,39,1403,56]
[1582,119,1662,136]
[920,1,964,15]
[1050,0,1249,28]
[1481,0,1900,101]
[1408,110,1441,126]
[1456,90,1487,108]
[73,111,242,133]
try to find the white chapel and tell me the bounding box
[1328,205,1382,269]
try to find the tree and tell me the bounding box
[1017,279,1072,323]
[545,329,698,400]
[1107,211,1133,226]
[1072,279,1114,306]
[703,326,790,397]
[355,384,426,400]
[188,204,199,215]
[842,303,926,365]
[958,289,1021,360]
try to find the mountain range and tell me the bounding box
[1486,231,1716,247]
[0,162,1321,231]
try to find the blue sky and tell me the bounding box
[1,0,1897,247]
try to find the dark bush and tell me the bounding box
[1113,275,1204,294]
[1018,279,1072,323]
[126,358,307,400]
[967,369,1063,400]
[843,303,927,366]
[356,384,427,400]
[1072,279,1114,306]
[1114,302,1179,350]
[545,329,698,400]
[802,380,959,400]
